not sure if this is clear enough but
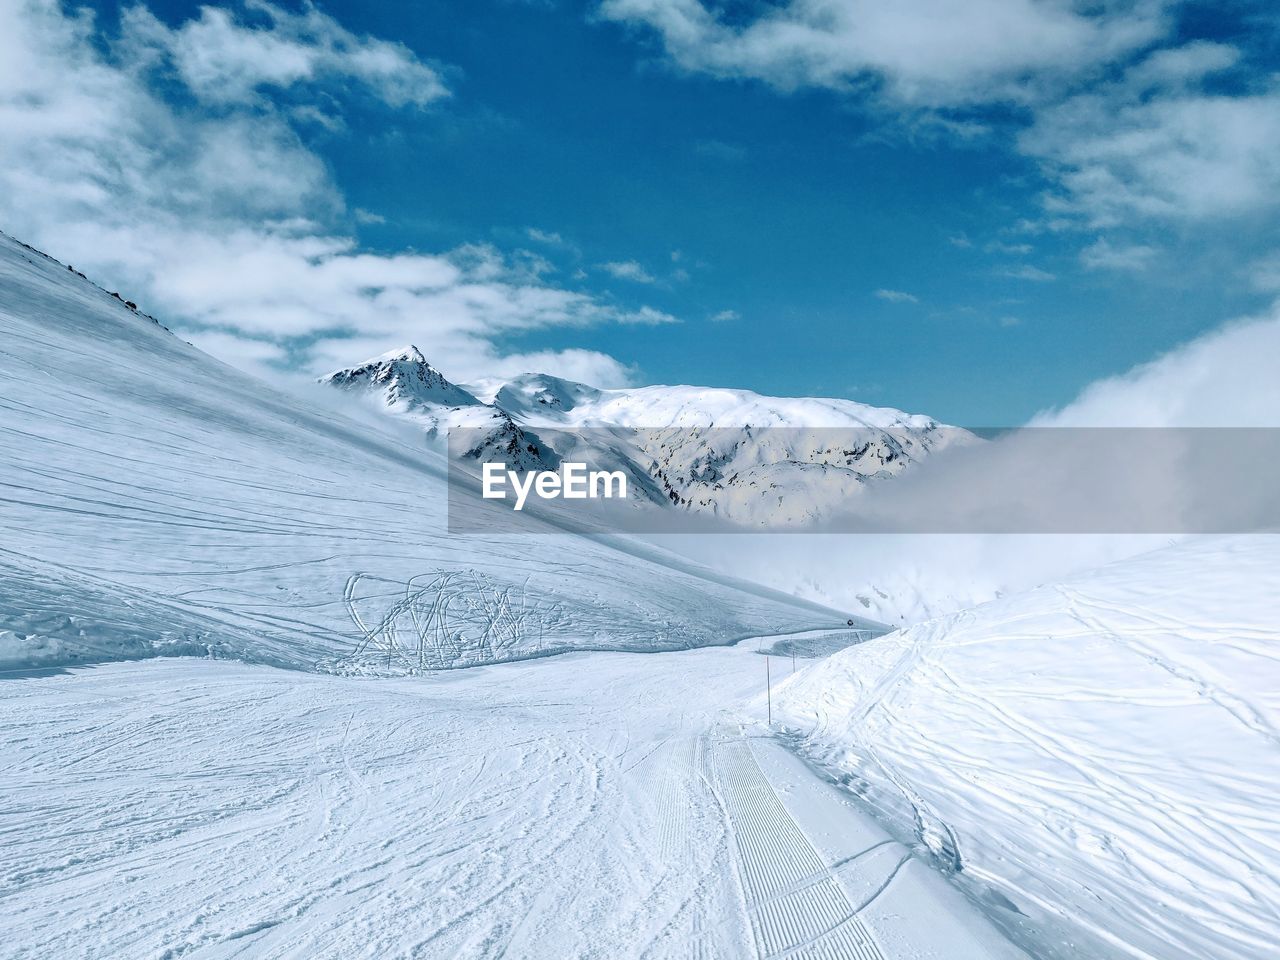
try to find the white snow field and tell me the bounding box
[777,535,1280,960]
[0,233,1030,958]
[1,646,1029,959]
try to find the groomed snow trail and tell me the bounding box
[0,646,1023,959]
[711,730,884,960]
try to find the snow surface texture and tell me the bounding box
[0,646,1026,959]
[0,232,855,672]
[322,347,964,528]
[777,535,1280,960]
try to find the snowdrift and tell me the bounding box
[0,233,853,671]
[776,535,1280,960]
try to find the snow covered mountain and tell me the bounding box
[320,346,556,471]
[324,348,967,527]
[323,345,481,409]
[777,534,1280,960]
[0,232,859,672]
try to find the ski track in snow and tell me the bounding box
[0,649,767,960]
[711,730,885,960]
[0,642,1026,960]
[778,535,1280,960]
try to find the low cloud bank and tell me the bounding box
[660,309,1280,623]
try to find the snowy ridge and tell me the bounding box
[322,345,483,410]
[320,346,556,472]
[0,232,858,671]
[776,534,1280,960]
[326,348,966,526]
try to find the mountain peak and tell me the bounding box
[373,344,426,364]
[493,372,603,417]
[320,347,480,409]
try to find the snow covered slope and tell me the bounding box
[326,349,965,527]
[776,534,1280,960]
[0,232,856,671]
[0,641,1028,959]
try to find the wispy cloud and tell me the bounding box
[598,0,1170,108]
[998,265,1056,282]
[694,139,747,162]
[619,305,680,325]
[598,260,657,283]
[1020,42,1280,226]
[985,241,1033,256]
[526,227,566,245]
[709,309,740,322]
[124,1,450,108]
[874,288,919,304]
[1080,238,1157,272]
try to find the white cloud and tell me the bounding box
[0,0,667,383]
[1079,237,1157,271]
[693,138,747,161]
[1248,251,1280,292]
[598,0,1171,108]
[1122,40,1240,91]
[1022,47,1280,225]
[998,264,1056,282]
[685,308,1280,630]
[985,241,1033,255]
[122,1,449,108]
[709,309,739,322]
[525,227,565,245]
[874,288,919,303]
[1034,311,1280,427]
[617,305,680,324]
[598,259,657,283]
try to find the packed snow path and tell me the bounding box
[0,646,1023,959]
[712,732,885,960]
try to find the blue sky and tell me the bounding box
[3,1,1279,424]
